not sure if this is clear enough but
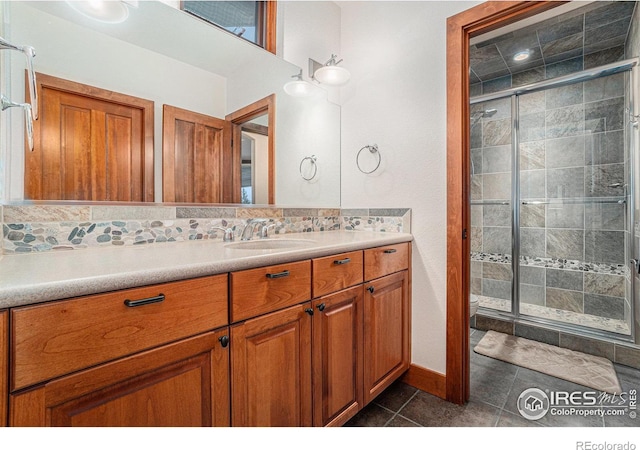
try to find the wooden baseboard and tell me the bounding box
[401,364,446,399]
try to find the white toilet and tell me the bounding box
[470,295,479,317]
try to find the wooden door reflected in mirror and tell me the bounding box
[26,72,154,202]
[162,105,229,203]
[227,95,275,204]
[162,94,274,204]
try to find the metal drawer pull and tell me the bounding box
[383,249,397,254]
[333,258,351,265]
[266,270,290,279]
[124,293,165,308]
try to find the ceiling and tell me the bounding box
[469,1,637,84]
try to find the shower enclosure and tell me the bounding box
[470,59,639,343]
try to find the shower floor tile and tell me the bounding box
[473,294,631,335]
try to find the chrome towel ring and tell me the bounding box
[300,155,318,181]
[356,144,381,174]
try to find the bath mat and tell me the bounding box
[474,330,622,394]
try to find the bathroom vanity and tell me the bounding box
[0,231,412,427]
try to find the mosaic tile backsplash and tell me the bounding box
[2,205,411,254]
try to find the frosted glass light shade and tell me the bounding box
[284,80,315,97]
[314,65,350,86]
[66,0,129,23]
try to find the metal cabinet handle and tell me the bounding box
[124,293,165,308]
[218,335,230,348]
[266,270,290,279]
[317,303,326,312]
[383,249,397,254]
[333,258,351,265]
[367,286,374,294]
[305,308,314,316]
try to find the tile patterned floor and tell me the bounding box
[345,328,640,427]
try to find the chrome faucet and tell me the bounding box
[240,219,267,241]
[211,226,234,242]
[257,224,276,239]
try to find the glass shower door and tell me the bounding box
[470,97,513,315]
[517,71,632,336]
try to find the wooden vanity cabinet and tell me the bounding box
[310,250,364,427]
[5,240,412,427]
[230,303,312,427]
[10,328,230,427]
[1,310,7,427]
[9,274,230,427]
[363,244,411,404]
[230,260,311,322]
[311,285,363,427]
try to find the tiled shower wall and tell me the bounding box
[1,204,411,254]
[470,44,631,330]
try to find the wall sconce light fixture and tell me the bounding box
[284,69,315,97]
[309,54,350,86]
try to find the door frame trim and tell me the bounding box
[445,0,563,404]
[226,94,275,204]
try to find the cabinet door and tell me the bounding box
[231,303,312,427]
[10,329,230,427]
[363,270,410,404]
[0,311,6,427]
[312,286,363,427]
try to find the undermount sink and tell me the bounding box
[224,238,316,250]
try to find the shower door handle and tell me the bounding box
[631,259,640,275]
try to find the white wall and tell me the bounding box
[265,1,341,206]
[339,1,479,374]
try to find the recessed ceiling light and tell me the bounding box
[513,50,531,62]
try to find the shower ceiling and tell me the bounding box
[469,1,637,83]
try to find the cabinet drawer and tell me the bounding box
[364,243,409,281]
[230,260,311,322]
[312,250,363,298]
[11,274,228,391]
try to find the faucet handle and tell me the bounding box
[212,227,234,242]
[258,224,276,239]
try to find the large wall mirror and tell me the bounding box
[1,1,341,207]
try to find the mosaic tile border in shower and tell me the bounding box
[1,204,411,254]
[471,251,629,277]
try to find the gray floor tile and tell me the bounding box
[344,403,394,427]
[398,391,501,427]
[345,328,639,428]
[386,415,421,427]
[470,363,517,409]
[372,381,418,412]
[496,410,544,427]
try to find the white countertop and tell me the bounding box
[0,231,413,309]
